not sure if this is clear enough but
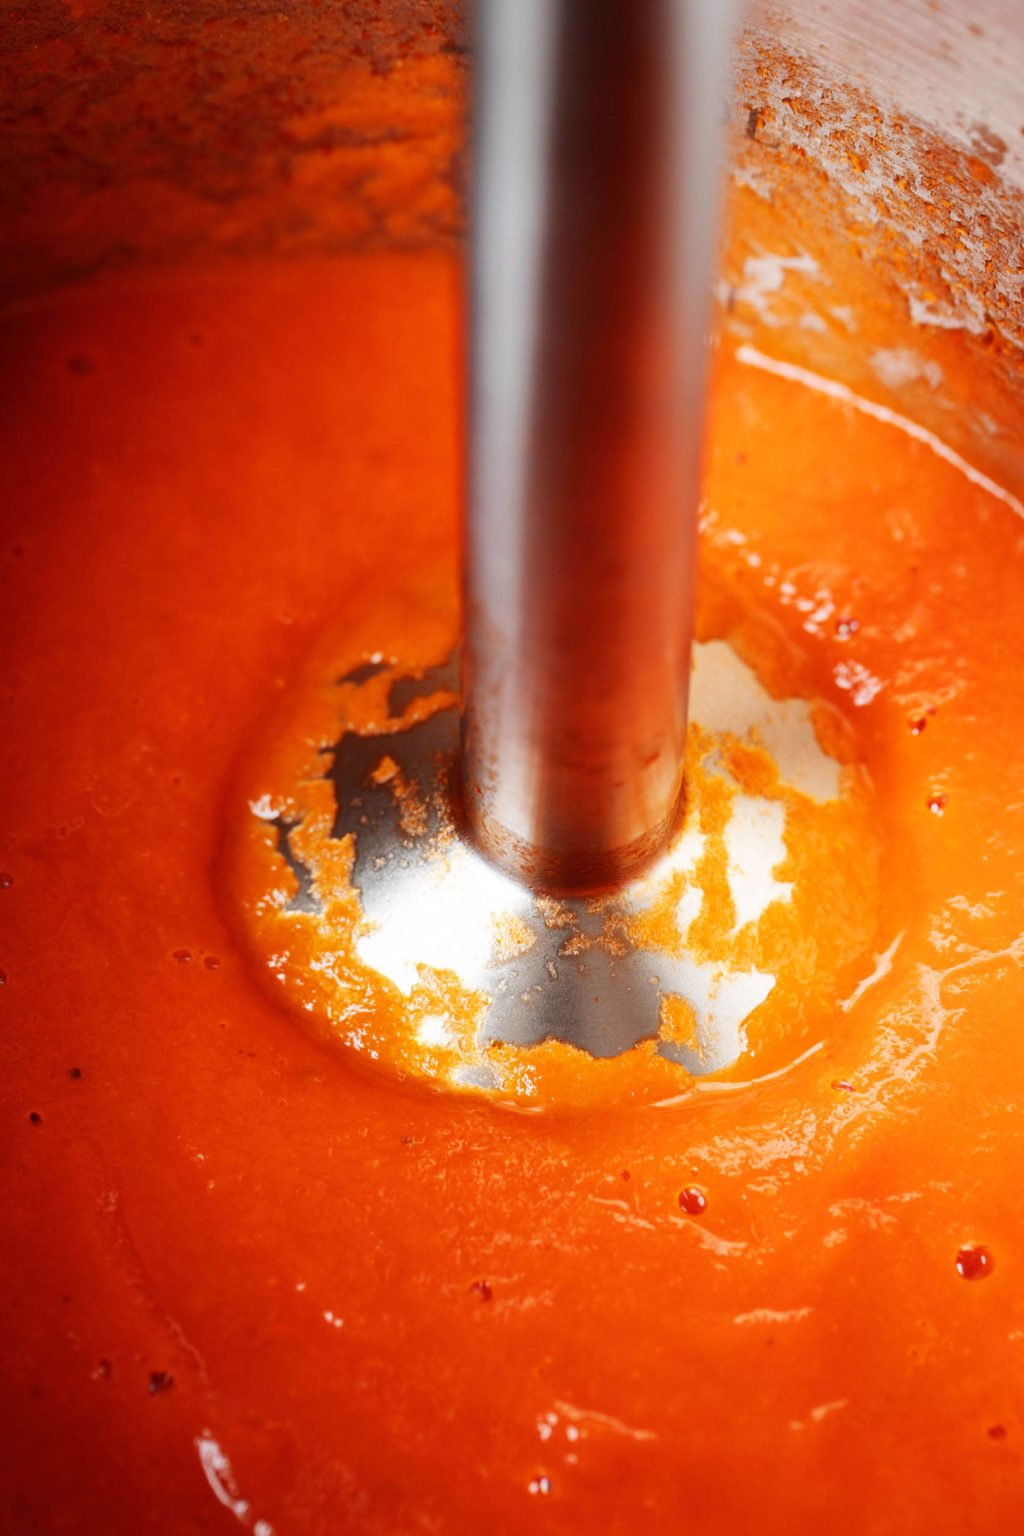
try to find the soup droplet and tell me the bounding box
[956,1245,994,1281]
[678,1187,707,1216]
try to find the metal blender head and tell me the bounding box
[311,1,744,1075]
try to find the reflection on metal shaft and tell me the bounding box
[463,0,738,891]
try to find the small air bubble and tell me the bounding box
[956,1245,994,1281]
[0,873,11,889]
[470,1280,492,1302]
[927,793,949,815]
[148,1370,174,1394]
[528,1476,552,1497]
[173,949,192,963]
[678,1187,707,1216]
[909,716,927,735]
[835,616,860,640]
[203,955,220,970]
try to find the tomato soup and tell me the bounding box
[2,250,1023,1531]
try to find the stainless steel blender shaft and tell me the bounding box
[463,0,736,892]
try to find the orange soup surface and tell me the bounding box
[2,256,1023,1532]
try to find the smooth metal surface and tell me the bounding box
[294,5,750,1068]
[463,0,737,892]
